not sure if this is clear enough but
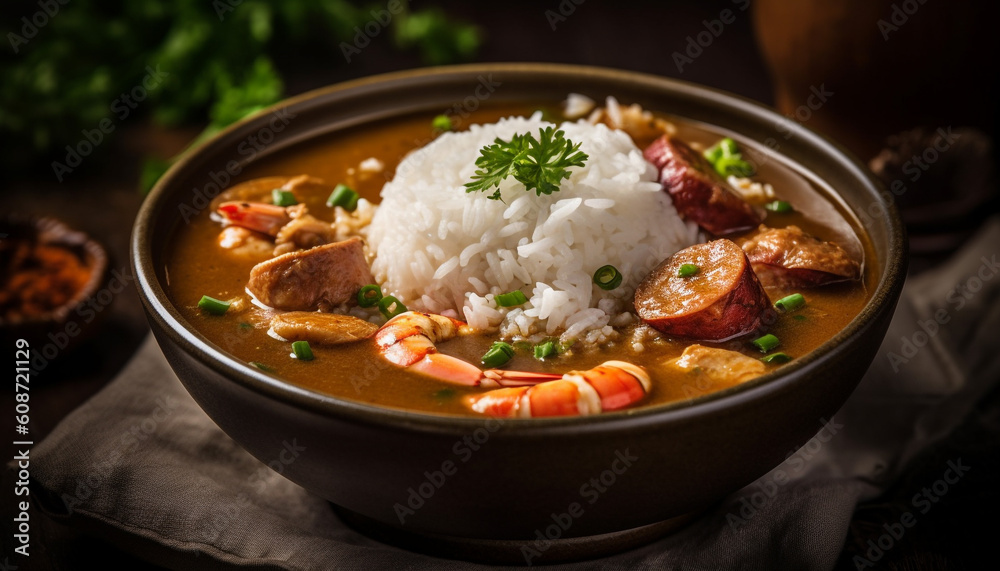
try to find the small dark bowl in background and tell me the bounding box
[1,214,109,354]
[131,64,906,562]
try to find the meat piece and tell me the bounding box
[217,226,274,261]
[644,136,763,235]
[669,344,766,386]
[209,175,332,212]
[247,237,373,311]
[634,239,772,341]
[273,215,335,256]
[741,225,861,288]
[588,98,676,149]
[269,312,377,345]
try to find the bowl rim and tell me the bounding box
[132,62,907,435]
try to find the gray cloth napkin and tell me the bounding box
[26,218,1000,570]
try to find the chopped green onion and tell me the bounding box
[714,157,755,177]
[719,137,739,158]
[752,334,781,353]
[481,341,515,368]
[238,322,253,331]
[534,340,557,360]
[703,145,723,164]
[327,184,359,211]
[291,340,314,361]
[774,293,806,312]
[495,290,528,307]
[593,265,623,290]
[764,200,793,213]
[793,314,807,321]
[678,263,700,278]
[432,114,453,131]
[249,361,273,372]
[513,340,534,352]
[271,188,297,207]
[198,295,231,316]
[761,352,792,364]
[378,295,408,319]
[434,388,456,399]
[357,284,383,307]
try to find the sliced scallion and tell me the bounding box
[481,342,515,368]
[357,284,383,307]
[327,184,359,211]
[764,200,793,213]
[249,361,273,372]
[719,137,739,157]
[198,295,231,316]
[752,334,781,353]
[378,295,408,319]
[272,188,297,207]
[291,340,314,361]
[432,114,453,131]
[593,265,622,290]
[715,157,755,177]
[793,314,807,321]
[761,352,792,364]
[534,340,556,360]
[678,263,700,278]
[774,293,806,312]
[495,290,528,307]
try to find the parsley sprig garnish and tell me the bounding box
[464,127,588,200]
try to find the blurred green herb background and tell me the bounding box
[0,0,480,187]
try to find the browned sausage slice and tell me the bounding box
[644,136,763,235]
[635,239,772,341]
[247,237,372,311]
[741,225,861,288]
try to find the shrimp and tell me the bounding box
[468,361,651,418]
[375,312,562,387]
[215,201,300,236]
[376,312,652,417]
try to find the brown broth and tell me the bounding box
[165,104,874,416]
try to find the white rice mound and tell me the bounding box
[367,113,698,344]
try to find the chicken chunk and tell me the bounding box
[247,237,372,311]
[269,312,377,345]
[669,344,766,386]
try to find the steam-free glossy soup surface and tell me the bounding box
[165,103,873,416]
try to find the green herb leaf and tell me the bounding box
[465,127,588,200]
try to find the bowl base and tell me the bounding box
[333,505,698,565]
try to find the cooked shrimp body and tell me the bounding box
[468,361,651,418]
[375,311,562,387]
[216,201,300,237]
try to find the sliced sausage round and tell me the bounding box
[741,225,862,288]
[634,239,772,341]
[644,136,763,235]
